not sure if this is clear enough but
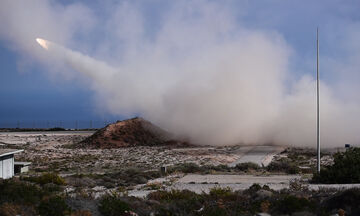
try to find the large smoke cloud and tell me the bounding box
[1,0,360,147]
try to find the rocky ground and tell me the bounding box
[1,131,283,174]
[0,129,335,192]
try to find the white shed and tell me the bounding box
[0,149,23,179]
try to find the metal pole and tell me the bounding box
[317,27,321,173]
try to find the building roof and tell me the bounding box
[14,161,31,166]
[0,149,24,157]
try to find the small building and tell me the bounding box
[0,149,24,179]
[14,161,31,174]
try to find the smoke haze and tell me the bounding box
[1,0,360,147]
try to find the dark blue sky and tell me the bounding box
[0,42,123,127]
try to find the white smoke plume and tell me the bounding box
[1,0,360,147]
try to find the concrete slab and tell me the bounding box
[228,145,285,167]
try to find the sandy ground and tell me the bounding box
[0,131,94,145]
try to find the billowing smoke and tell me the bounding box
[1,0,360,147]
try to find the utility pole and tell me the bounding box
[316,27,321,173]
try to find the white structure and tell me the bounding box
[14,161,31,174]
[0,149,23,179]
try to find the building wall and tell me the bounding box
[0,159,2,178]
[0,155,14,179]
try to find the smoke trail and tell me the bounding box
[3,0,360,147]
[36,34,360,147]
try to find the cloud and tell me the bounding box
[1,0,360,147]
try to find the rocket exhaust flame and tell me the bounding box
[36,38,49,50]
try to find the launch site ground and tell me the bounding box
[0,131,347,196]
[2,130,360,215]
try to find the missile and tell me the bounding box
[36,38,49,50]
[35,37,116,79]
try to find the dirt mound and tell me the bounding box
[77,117,187,149]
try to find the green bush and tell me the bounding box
[272,195,315,214]
[322,188,360,215]
[38,196,71,216]
[312,148,360,183]
[202,164,231,173]
[167,163,202,174]
[235,162,260,171]
[168,163,233,174]
[148,189,199,202]
[0,179,43,205]
[267,158,300,174]
[98,194,131,216]
[209,187,233,199]
[23,173,66,186]
[245,183,262,193]
[201,206,228,216]
[243,183,273,195]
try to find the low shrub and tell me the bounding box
[312,148,360,183]
[201,205,228,216]
[322,188,360,215]
[272,195,316,215]
[235,162,260,171]
[209,187,233,199]
[148,189,199,202]
[98,194,131,216]
[71,210,92,216]
[244,183,271,194]
[23,173,66,186]
[168,163,233,174]
[0,202,35,216]
[267,158,300,174]
[0,179,43,205]
[38,196,71,216]
[203,164,231,173]
[167,163,202,174]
